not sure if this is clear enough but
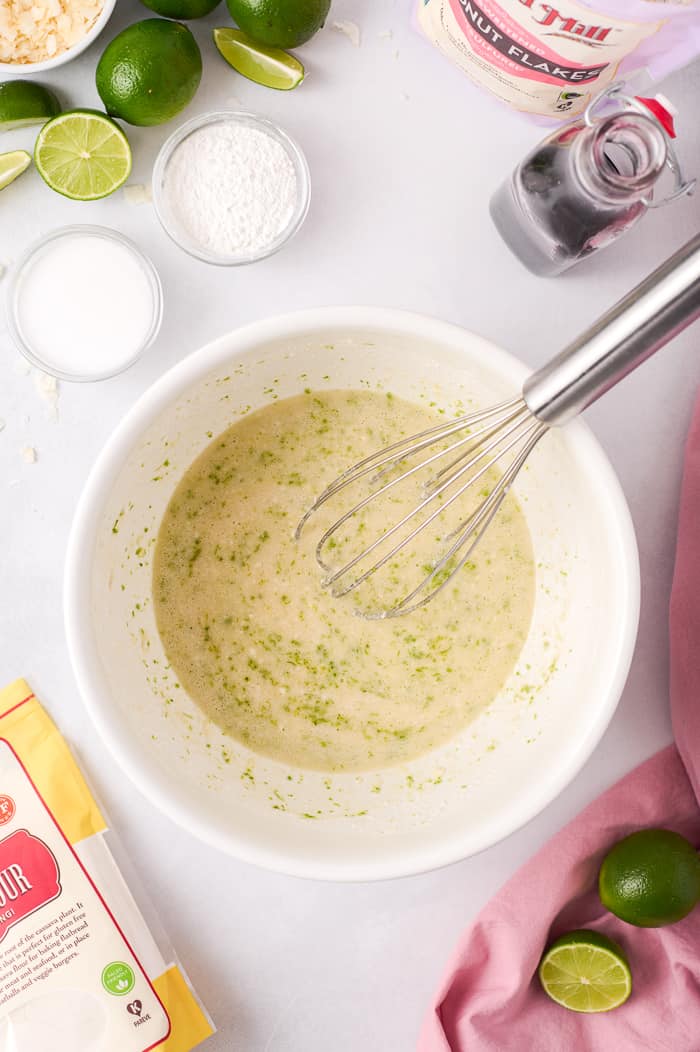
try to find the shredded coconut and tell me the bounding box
[331,20,361,46]
[163,121,298,259]
[34,370,59,420]
[21,445,36,463]
[0,0,104,65]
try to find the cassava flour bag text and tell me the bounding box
[0,678,214,1052]
[417,0,700,118]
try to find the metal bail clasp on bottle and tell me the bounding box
[490,83,696,278]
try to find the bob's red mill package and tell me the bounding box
[0,678,214,1051]
[417,0,700,119]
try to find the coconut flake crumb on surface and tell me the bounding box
[378,29,393,40]
[0,419,5,433]
[123,183,152,206]
[34,371,59,420]
[0,0,105,66]
[331,20,361,47]
[0,264,6,281]
[21,446,37,464]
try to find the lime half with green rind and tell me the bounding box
[34,110,132,201]
[539,929,632,1013]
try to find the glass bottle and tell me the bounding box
[490,85,695,277]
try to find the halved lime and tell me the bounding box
[34,110,132,201]
[538,929,632,1013]
[0,81,61,131]
[214,27,304,90]
[0,150,31,190]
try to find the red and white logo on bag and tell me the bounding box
[0,796,16,826]
[0,829,61,942]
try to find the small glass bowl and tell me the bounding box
[7,225,163,382]
[152,111,311,267]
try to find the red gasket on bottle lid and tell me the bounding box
[636,95,677,139]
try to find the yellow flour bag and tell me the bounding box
[0,678,214,1052]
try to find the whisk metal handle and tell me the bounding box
[523,233,700,426]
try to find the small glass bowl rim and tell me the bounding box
[6,224,164,383]
[151,110,312,267]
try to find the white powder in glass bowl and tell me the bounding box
[161,119,301,261]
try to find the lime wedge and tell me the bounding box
[213,28,304,90]
[0,150,31,190]
[538,930,632,1013]
[0,81,60,131]
[34,110,132,201]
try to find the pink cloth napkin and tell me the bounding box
[418,392,700,1052]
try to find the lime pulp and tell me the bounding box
[0,151,31,190]
[538,929,632,1013]
[34,110,132,201]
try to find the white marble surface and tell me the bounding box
[2,2,700,1048]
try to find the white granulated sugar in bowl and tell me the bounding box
[163,120,300,260]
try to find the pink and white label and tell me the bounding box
[419,0,662,117]
[449,0,610,86]
[0,830,61,944]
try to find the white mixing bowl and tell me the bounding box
[65,308,639,881]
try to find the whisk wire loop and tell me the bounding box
[375,421,548,618]
[296,395,546,617]
[325,407,540,599]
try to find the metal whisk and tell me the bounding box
[297,234,700,617]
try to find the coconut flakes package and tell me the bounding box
[417,0,700,120]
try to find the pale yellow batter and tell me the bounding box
[153,390,535,772]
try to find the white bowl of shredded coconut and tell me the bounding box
[152,111,311,266]
[0,0,116,74]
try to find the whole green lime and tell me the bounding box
[599,828,700,927]
[96,19,202,127]
[140,0,221,17]
[225,0,331,48]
